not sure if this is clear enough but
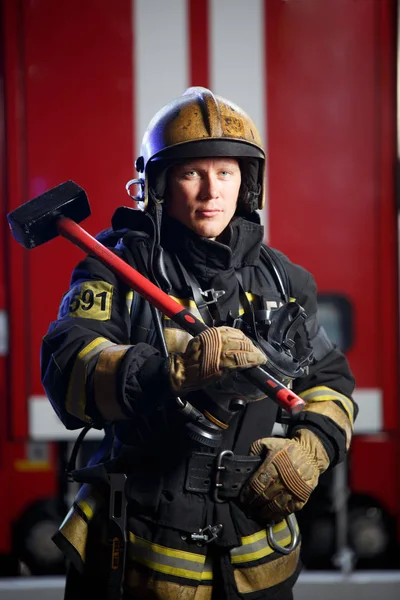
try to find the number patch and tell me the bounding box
[58,281,113,321]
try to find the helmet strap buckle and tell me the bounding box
[125,178,145,202]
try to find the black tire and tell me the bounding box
[347,495,399,569]
[13,498,66,575]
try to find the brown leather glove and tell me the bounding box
[169,326,266,396]
[240,428,330,521]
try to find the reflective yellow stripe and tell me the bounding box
[165,292,256,320]
[168,296,197,310]
[233,533,295,564]
[126,290,134,313]
[237,292,257,316]
[74,484,105,524]
[245,292,256,303]
[202,555,213,581]
[130,533,205,563]
[299,385,354,425]
[66,337,114,421]
[240,520,287,546]
[230,520,299,565]
[76,500,94,521]
[129,556,211,581]
[163,296,204,323]
[128,532,212,581]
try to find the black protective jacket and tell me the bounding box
[41,211,356,600]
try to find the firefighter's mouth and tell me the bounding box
[196,209,222,217]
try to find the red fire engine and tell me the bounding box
[0,0,398,575]
[266,0,399,570]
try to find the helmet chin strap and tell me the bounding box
[146,189,171,294]
[237,157,262,213]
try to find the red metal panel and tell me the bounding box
[350,434,399,517]
[0,2,10,548]
[265,0,396,404]
[376,0,398,431]
[18,1,134,416]
[374,0,399,539]
[265,0,399,536]
[3,0,29,439]
[189,0,209,88]
[0,0,9,452]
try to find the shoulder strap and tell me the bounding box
[118,233,157,346]
[260,245,291,303]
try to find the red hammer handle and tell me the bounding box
[59,217,305,414]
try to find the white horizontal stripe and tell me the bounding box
[210,0,265,150]
[133,0,188,157]
[0,576,66,590]
[30,388,382,440]
[29,396,104,441]
[298,571,400,584]
[352,388,382,433]
[210,0,267,233]
[272,388,382,435]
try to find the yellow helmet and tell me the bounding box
[129,87,266,213]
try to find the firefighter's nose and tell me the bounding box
[200,174,219,200]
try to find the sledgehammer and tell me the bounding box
[7,180,305,415]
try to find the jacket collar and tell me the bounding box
[111,207,265,282]
[160,215,264,281]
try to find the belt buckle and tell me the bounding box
[213,449,234,503]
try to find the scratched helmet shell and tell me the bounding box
[132,87,266,213]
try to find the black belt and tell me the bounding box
[185,450,262,503]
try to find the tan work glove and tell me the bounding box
[169,326,266,396]
[240,428,330,521]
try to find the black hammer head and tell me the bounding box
[7,181,90,249]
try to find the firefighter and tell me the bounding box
[41,87,356,600]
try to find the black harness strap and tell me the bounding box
[120,235,159,347]
[234,269,256,315]
[173,255,216,326]
[231,245,290,455]
[260,245,291,303]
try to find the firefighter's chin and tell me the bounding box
[191,210,228,238]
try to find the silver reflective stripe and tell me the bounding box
[230,519,299,565]
[300,386,354,424]
[128,533,211,581]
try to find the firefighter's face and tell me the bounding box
[167,157,241,238]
